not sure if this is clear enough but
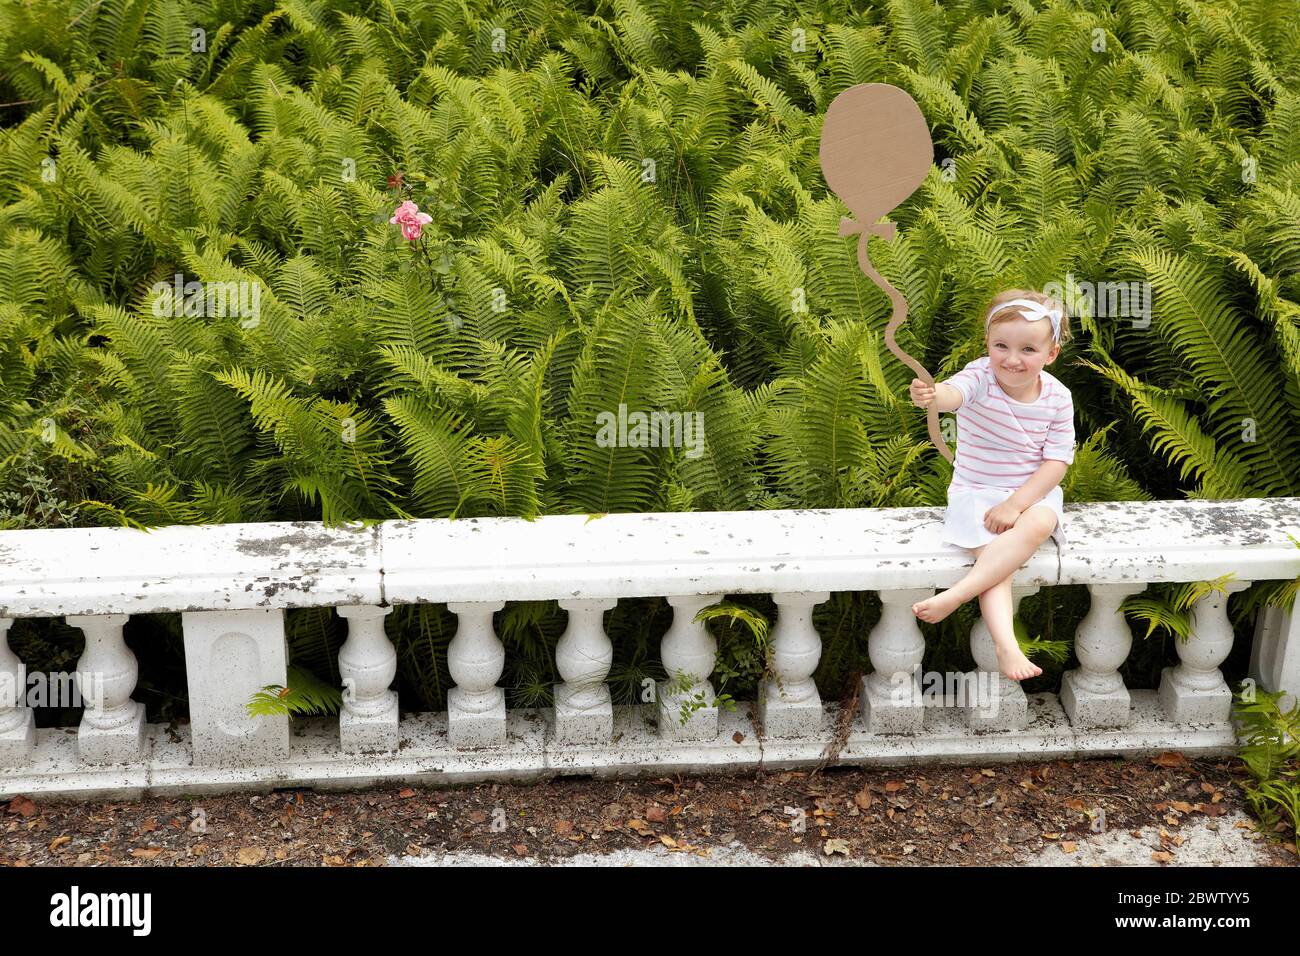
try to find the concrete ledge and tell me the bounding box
[0,521,382,618]
[1,498,1294,613]
[1057,498,1300,584]
[0,691,1240,801]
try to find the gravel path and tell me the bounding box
[393,810,1275,865]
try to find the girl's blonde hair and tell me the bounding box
[983,288,1071,346]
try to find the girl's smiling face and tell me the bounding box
[985,316,1061,391]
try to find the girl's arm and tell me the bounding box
[909,380,964,412]
[1005,460,1069,511]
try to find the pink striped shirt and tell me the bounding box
[945,357,1075,490]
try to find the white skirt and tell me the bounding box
[940,482,1066,550]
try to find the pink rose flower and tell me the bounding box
[389,200,433,241]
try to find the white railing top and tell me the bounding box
[0,498,1297,618]
[0,521,382,618]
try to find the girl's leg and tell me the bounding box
[977,575,1041,681]
[912,506,1057,624]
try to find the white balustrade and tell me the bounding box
[554,598,618,744]
[1249,601,1300,711]
[1060,583,1145,728]
[337,605,398,753]
[0,499,1292,799]
[67,613,144,764]
[760,591,829,737]
[1159,581,1253,724]
[446,600,507,748]
[658,593,724,741]
[0,619,34,766]
[181,608,290,766]
[860,588,933,734]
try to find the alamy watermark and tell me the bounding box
[890,669,1001,716]
[0,670,105,709]
[50,886,151,936]
[1043,272,1151,328]
[595,403,705,459]
[149,273,261,328]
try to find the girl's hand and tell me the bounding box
[984,502,1022,533]
[909,378,936,409]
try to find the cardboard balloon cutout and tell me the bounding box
[819,83,953,463]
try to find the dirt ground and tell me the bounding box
[3,752,1296,867]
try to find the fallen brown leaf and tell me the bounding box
[823,838,850,856]
[236,847,266,865]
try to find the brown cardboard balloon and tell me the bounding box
[819,83,952,463]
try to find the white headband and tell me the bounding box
[985,298,1062,344]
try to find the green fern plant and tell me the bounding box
[1121,573,1241,642]
[246,664,345,719]
[1232,685,1299,853]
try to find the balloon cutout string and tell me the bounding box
[818,83,953,464]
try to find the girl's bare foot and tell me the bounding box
[911,590,964,623]
[992,638,1042,681]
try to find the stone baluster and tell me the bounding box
[1159,581,1252,724]
[446,600,507,748]
[0,618,35,766]
[1249,602,1300,711]
[554,598,618,745]
[67,614,144,764]
[860,588,934,734]
[1061,583,1145,728]
[337,605,398,753]
[182,608,291,766]
[966,585,1039,730]
[760,591,829,738]
[657,593,724,741]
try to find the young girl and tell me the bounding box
[907,289,1076,682]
